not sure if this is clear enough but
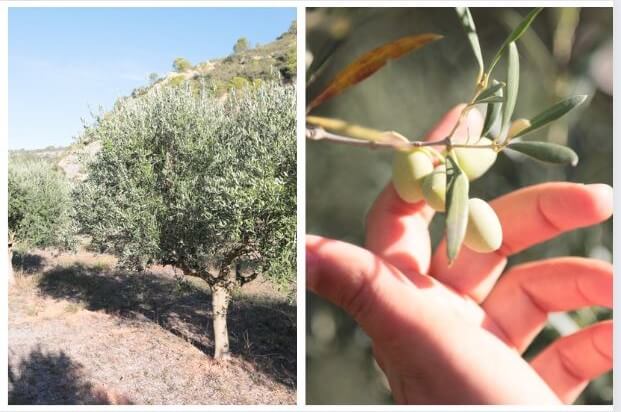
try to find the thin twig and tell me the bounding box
[306,127,500,151]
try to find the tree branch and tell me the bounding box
[306,127,499,150]
[236,269,259,286]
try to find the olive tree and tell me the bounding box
[172,57,192,73]
[233,37,249,54]
[8,159,75,248]
[74,82,296,360]
[8,159,76,284]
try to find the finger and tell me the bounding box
[365,105,483,276]
[431,182,613,302]
[307,234,433,342]
[530,321,612,404]
[481,257,612,352]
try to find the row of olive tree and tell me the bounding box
[73,82,296,359]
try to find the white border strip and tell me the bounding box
[1,3,9,409]
[296,4,307,408]
[3,1,615,7]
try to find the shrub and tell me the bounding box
[172,57,192,73]
[233,37,249,54]
[227,76,249,90]
[168,74,186,87]
[74,82,296,359]
[8,159,75,250]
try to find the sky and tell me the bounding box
[8,7,296,150]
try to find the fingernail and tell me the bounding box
[586,183,613,219]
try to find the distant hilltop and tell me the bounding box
[9,20,297,180]
[131,20,296,98]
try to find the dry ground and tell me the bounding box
[8,250,296,405]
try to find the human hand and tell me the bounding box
[306,105,613,404]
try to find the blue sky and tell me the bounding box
[9,7,296,150]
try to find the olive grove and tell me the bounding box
[74,82,296,360]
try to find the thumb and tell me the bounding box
[307,234,428,342]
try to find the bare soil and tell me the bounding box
[8,250,296,405]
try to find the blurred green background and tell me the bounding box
[306,7,612,405]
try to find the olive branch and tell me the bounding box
[306,7,585,264]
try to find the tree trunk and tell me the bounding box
[7,245,14,286]
[212,284,231,360]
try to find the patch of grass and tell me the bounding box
[64,303,83,314]
[91,261,111,272]
[24,304,41,317]
[13,271,41,292]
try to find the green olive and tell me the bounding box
[464,198,503,253]
[392,149,434,203]
[454,137,497,181]
[422,164,446,211]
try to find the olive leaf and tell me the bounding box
[474,81,505,103]
[445,155,470,265]
[306,115,409,148]
[487,7,543,75]
[512,95,588,138]
[307,33,443,113]
[475,95,505,104]
[456,7,484,81]
[481,79,503,138]
[506,141,579,166]
[499,42,519,143]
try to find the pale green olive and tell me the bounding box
[464,198,503,253]
[392,149,434,203]
[422,164,446,211]
[454,137,497,181]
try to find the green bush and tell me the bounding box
[233,37,249,54]
[8,159,75,249]
[172,57,192,73]
[74,82,296,358]
[168,74,186,87]
[227,76,249,90]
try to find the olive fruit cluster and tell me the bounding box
[392,141,502,254]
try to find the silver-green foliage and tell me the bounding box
[74,82,296,291]
[8,159,76,249]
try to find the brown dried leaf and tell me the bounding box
[307,33,443,113]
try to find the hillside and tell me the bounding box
[9,21,297,179]
[132,21,296,99]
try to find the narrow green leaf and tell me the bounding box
[488,7,543,75]
[456,7,484,81]
[513,95,588,138]
[499,42,519,143]
[476,96,505,104]
[474,81,505,103]
[481,79,503,137]
[445,155,470,265]
[507,141,579,166]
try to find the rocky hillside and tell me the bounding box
[132,21,296,98]
[10,21,297,179]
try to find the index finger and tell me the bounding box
[431,182,613,302]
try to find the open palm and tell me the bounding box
[306,106,613,404]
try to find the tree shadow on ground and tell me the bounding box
[8,345,132,405]
[12,251,46,274]
[36,263,296,388]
